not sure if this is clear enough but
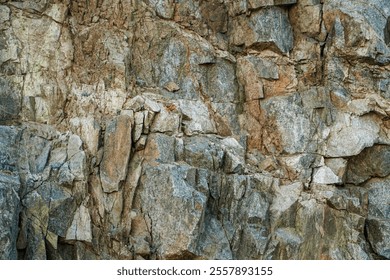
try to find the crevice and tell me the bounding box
[384,17,390,45]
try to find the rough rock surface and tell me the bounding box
[0,0,389,260]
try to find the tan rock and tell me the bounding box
[237,57,265,101]
[2,0,390,261]
[163,81,180,92]
[100,115,132,193]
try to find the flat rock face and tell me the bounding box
[0,0,390,260]
[139,164,208,258]
[0,77,21,123]
[347,145,390,185]
[100,115,132,193]
[230,6,294,54]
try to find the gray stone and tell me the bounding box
[0,77,21,123]
[221,137,245,174]
[366,219,390,259]
[144,98,161,113]
[324,114,380,158]
[133,111,144,142]
[2,0,390,261]
[247,56,279,80]
[0,174,20,260]
[140,164,208,259]
[144,133,175,164]
[266,227,302,260]
[18,128,54,175]
[312,157,347,185]
[299,0,321,4]
[0,5,10,25]
[0,126,21,257]
[301,87,330,109]
[0,126,20,174]
[323,158,347,184]
[195,214,233,259]
[158,38,187,90]
[347,145,390,185]
[235,191,271,259]
[9,1,49,13]
[21,191,49,260]
[323,0,390,63]
[313,165,342,185]
[35,143,51,174]
[261,94,315,154]
[182,136,224,171]
[132,236,151,257]
[142,110,155,134]
[201,58,240,103]
[37,183,77,237]
[67,134,83,159]
[230,7,294,54]
[150,105,181,135]
[249,0,274,8]
[279,154,322,182]
[123,95,145,112]
[48,147,67,170]
[379,79,390,99]
[68,152,86,181]
[149,0,175,19]
[58,162,75,186]
[179,100,217,135]
[274,0,296,4]
[367,179,390,220]
[270,182,302,225]
[212,174,273,259]
[323,186,365,216]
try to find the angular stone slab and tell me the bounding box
[347,145,390,185]
[230,7,294,54]
[100,115,132,193]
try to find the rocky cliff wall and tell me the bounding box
[0,0,389,260]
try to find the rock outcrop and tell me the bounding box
[0,0,389,260]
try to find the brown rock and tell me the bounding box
[100,115,132,193]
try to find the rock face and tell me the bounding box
[0,0,389,260]
[0,126,20,259]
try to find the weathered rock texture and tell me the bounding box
[0,0,389,260]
